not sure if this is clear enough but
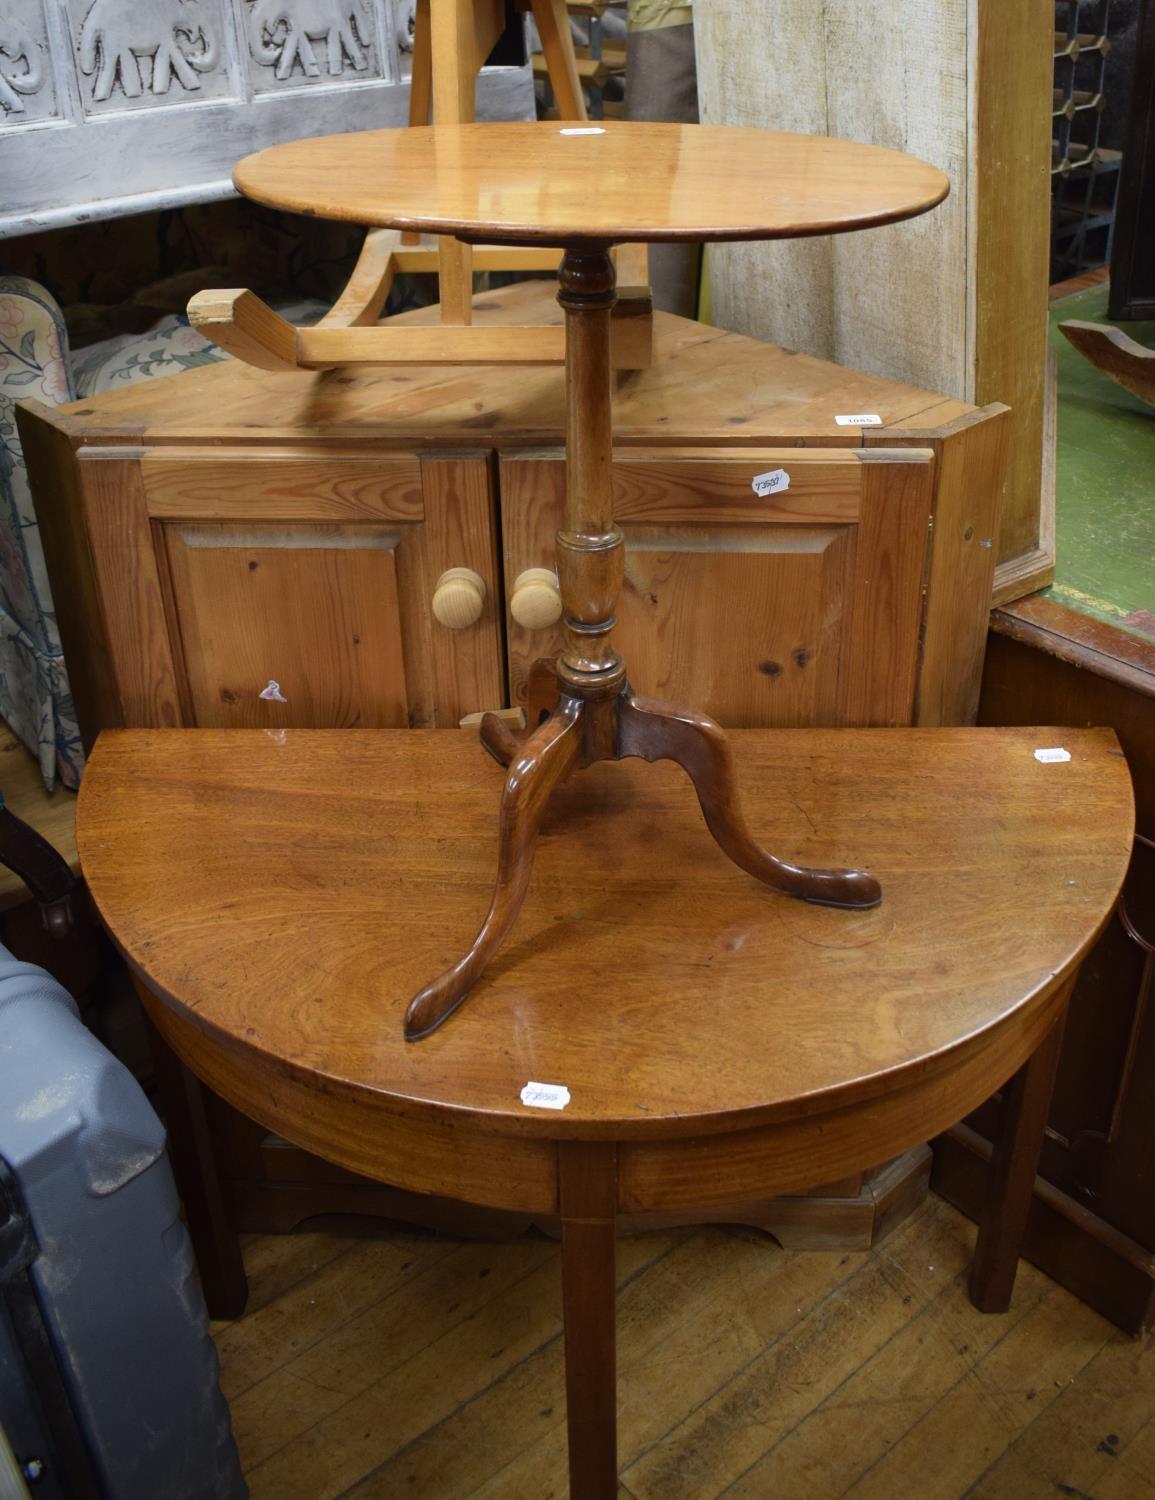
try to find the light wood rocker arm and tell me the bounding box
[188,245,653,372]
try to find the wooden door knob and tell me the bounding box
[510,568,563,629]
[432,567,486,629]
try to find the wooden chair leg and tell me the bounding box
[141,1002,248,1318]
[616,688,881,909]
[531,0,588,121]
[560,1141,618,1500]
[408,0,432,125]
[968,1000,1070,1313]
[400,0,433,246]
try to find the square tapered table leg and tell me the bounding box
[968,991,1071,1313]
[560,1141,619,1498]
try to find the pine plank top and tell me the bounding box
[78,727,1131,1139]
[233,122,950,244]
[37,283,974,448]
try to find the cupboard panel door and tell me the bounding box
[499,448,933,728]
[618,527,855,725]
[130,452,502,730]
[163,523,411,729]
[414,455,506,725]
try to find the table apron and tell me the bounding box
[143,978,1070,1219]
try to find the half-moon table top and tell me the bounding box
[79,726,1131,1150]
[232,121,950,245]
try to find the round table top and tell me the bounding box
[232,121,950,245]
[78,727,1131,1147]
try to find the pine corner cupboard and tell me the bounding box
[18,280,1010,1253]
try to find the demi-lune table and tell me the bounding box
[77,726,1133,1498]
[231,120,951,1040]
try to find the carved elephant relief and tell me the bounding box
[391,0,415,53]
[77,0,220,102]
[0,12,44,113]
[248,0,373,80]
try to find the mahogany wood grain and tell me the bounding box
[233,122,949,245]
[17,275,1008,1281]
[141,996,249,1317]
[968,1002,1070,1313]
[77,726,1132,1149]
[616,976,1072,1212]
[554,249,622,695]
[558,1141,618,1500]
[405,700,584,1039]
[616,691,879,908]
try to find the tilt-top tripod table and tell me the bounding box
[233,121,951,1038]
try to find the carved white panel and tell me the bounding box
[244,0,383,92]
[390,0,413,55]
[67,0,237,113]
[0,0,59,123]
[0,0,532,234]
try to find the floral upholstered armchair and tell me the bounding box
[0,275,226,789]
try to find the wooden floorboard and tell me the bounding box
[211,1197,1151,1498]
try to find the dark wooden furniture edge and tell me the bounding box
[991,594,1155,699]
[223,1140,931,1250]
[971,596,1154,1334]
[933,1122,1155,1335]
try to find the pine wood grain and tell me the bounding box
[80,456,183,730]
[140,454,425,522]
[233,122,948,245]
[499,448,934,727]
[871,405,1011,727]
[696,0,1053,599]
[163,523,411,730]
[25,282,971,450]
[412,455,505,725]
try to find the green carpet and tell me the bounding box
[1044,282,1155,641]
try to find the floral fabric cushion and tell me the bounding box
[71,315,225,397]
[70,299,324,396]
[0,276,82,790]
